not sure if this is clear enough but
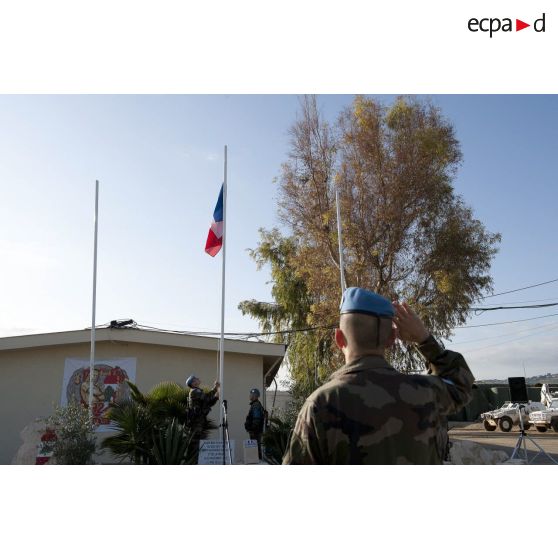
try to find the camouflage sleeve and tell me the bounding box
[204,386,219,407]
[417,335,475,416]
[189,388,203,406]
[282,400,324,465]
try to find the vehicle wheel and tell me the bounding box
[551,420,558,433]
[483,420,497,432]
[499,416,513,432]
[536,426,548,433]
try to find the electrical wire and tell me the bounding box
[470,302,558,311]
[98,309,558,340]
[133,322,335,338]
[463,322,558,354]
[454,311,558,329]
[136,311,558,335]
[451,320,558,346]
[480,277,558,299]
[477,296,558,305]
[95,276,558,340]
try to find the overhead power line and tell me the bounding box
[451,320,558,346]
[481,277,558,299]
[485,297,558,305]
[464,322,558,354]
[101,308,558,341]
[125,312,558,337]
[454,312,558,329]
[98,277,558,340]
[470,302,558,311]
[133,322,333,338]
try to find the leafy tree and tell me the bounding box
[239,229,338,405]
[240,95,500,399]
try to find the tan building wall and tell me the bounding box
[0,330,284,464]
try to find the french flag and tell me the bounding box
[205,184,224,257]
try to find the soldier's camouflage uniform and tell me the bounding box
[283,335,474,465]
[189,386,219,434]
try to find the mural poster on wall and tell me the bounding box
[62,358,136,431]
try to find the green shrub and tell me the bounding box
[46,404,97,465]
[262,416,294,464]
[102,381,216,464]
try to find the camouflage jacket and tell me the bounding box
[245,400,265,433]
[188,386,219,420]
[282,336,474,465]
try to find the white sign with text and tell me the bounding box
[243,439,259,464]
[197,440,236,465]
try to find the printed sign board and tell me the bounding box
[243,439,259,464]
[197,440,236,465]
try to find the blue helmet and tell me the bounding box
[250,388,260,397]
[186,375,199,388]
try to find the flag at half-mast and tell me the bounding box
[205,184,224,257]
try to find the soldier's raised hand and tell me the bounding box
[393,302,430,344]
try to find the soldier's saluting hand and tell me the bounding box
[392,301,430,344]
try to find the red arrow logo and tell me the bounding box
[516,19,530,31]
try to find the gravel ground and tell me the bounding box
[448,421,558,464]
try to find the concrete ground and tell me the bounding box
[448,422,558,465]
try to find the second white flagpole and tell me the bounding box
[219,146,227,460]
[89,179,99,419]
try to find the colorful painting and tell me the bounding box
[62,358,136,431]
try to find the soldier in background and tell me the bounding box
[244,388,265,460]
[283,287,475,465]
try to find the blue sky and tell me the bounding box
[1,94,557,381]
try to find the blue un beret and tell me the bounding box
[340,287,395,318]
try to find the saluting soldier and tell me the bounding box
[283,287,475,465]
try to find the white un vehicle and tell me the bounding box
[528,384,558,433]
[481,401,546,432]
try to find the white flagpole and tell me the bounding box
[89,180,99,419]
[219,146,227,460]
[335,183,346,292]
